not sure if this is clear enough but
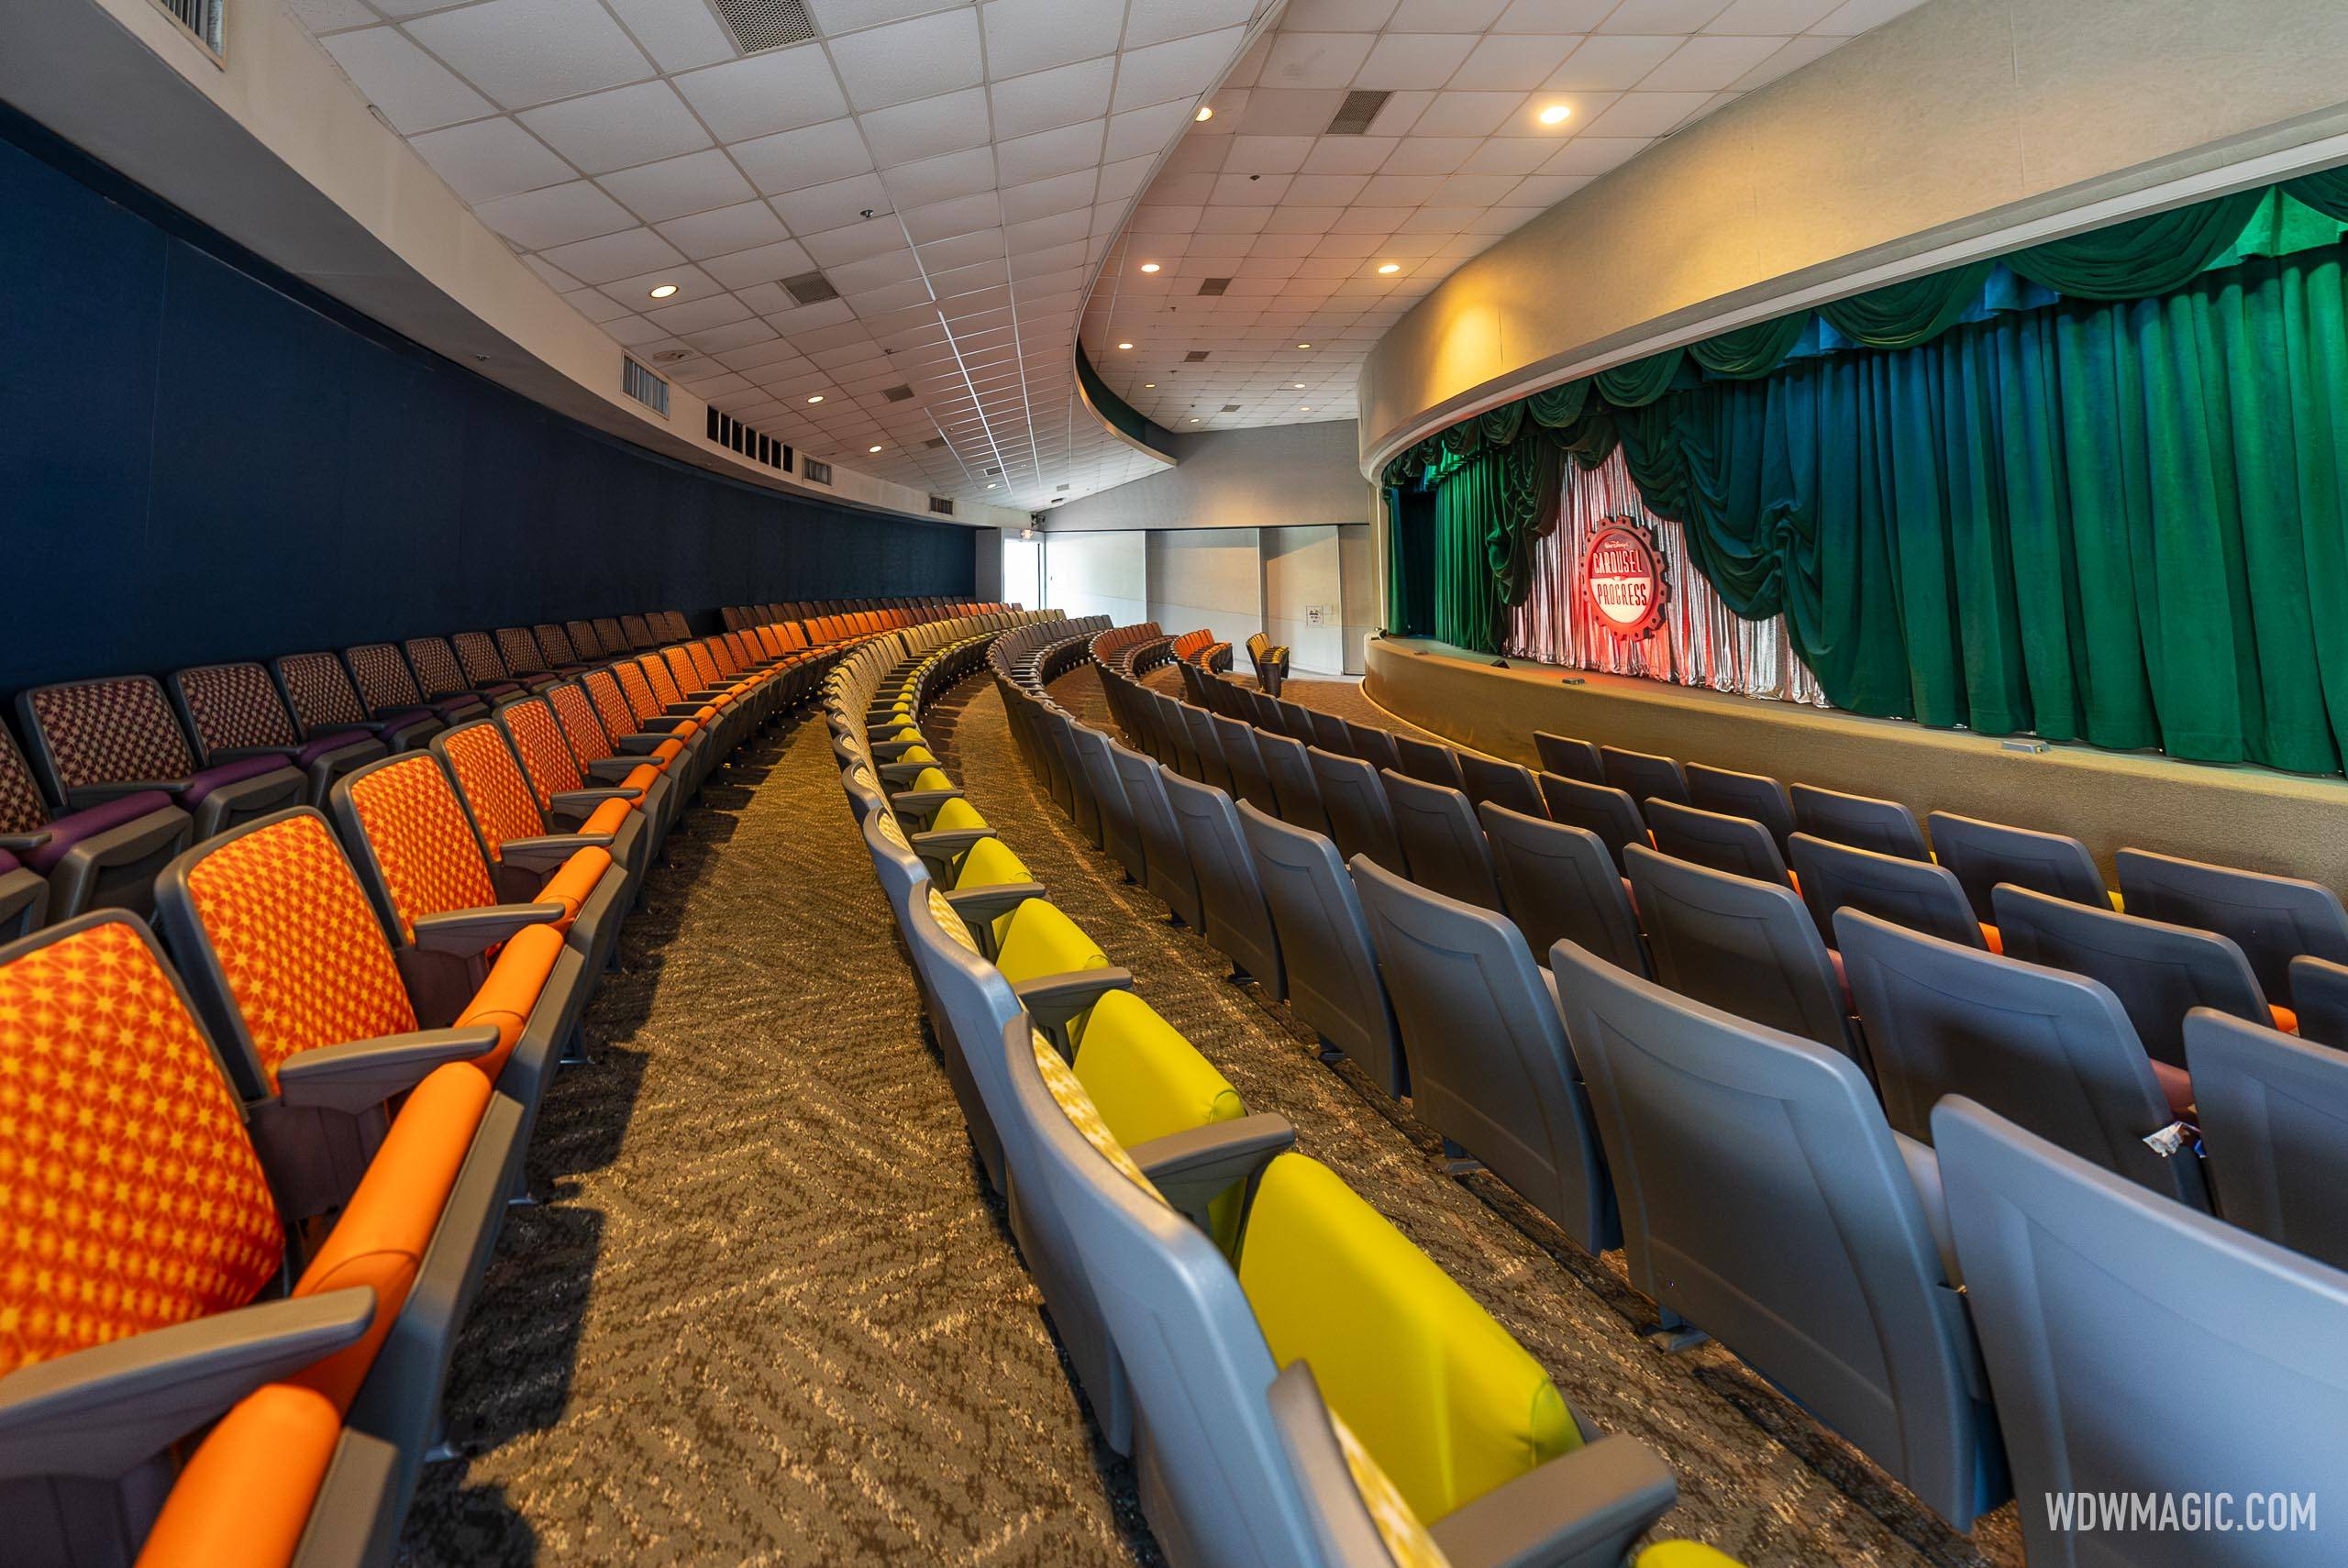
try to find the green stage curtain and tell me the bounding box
[2007,189,2269,298]
[1385,484,1435,635]
[1432,449,1511,651]
[1689,315,1810,379]
[1819,259,1996,348]
[1592,346,1685,407]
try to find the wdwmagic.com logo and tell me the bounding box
[2044,1493,2317,1534]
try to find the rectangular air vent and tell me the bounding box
[1056,483,1070,491]
[1196,277,1231,296]
[153,0,225,56]
[710,0,814,54]
[1184,349,1211,362]
[882,384,915,402]
[929,496,955,515]
[779,269,838,305]
[1221,404,1242,413]
[925,436,947,449]
[985,465,1002,476]
[622,357,670,417]
[705,408,790,473]
[1326,89,1392,135]
[803,458,833,485]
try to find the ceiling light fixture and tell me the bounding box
[1117,341,1134,349]
[807,394,824,403]
[1145,382,1156,388]
[648,282,679,299]
[1538,104,1572,127]
[1195,105,1213,122]
[1376,262,1401,274]
[1292,382,1305,389]
[1189,416,1200,422]
[1140,262,1160,273]
[868,444,883,453]
[1296,343,1312,349]
[1301,406,1312,411]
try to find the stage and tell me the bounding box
[1365,637,2348,889]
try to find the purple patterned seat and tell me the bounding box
[490,627,566,690]
[447,631,547,698]
[619,613,656,650]
[0,720,190,920]
[172,661,386,806]
[537,624,595,674]
[274,650,442,753]
[563,619,607,660]
[347,642,485,725]
[15,673,301,842]
[405,635,517,705]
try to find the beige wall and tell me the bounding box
[1044,532,1150,627]
[1044,421,1368,532]
[1147,529,1265,648]
[1263,526,1344,676]
[1358,0,2348,470]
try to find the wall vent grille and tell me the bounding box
[622,357,670,416]
[709,0,815,55]
[705,408,791,473]
[780,269,839,305]
[803,458,833,485]
[1197,277,1231,295]
[928,495,956,515]
[1183,349,1211,362]
[882,384,915,402]
[925,436,948,449]
[152,0,225,56]
[1326,89,1391,135]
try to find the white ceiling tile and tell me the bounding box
[1111,27,1248,113]
[517,81,711,174]
[808,0,966,32]
[800,216,907,263]
[702,237,821,288]
[1579,89,1711,135]
[1103,100,1194,164]
[1504,172,1593,205]
[601,148,760,221]
[1456,136,1554,173]
[1447,31,1578,89]
[646,292,754,332]
[1640,33,1788,89]
[320,28,493,133]
[901,187,1002,240]
[602,315,672,346]
[1365,88,1438,133]
[408,117,574,204]
[825,247,924,293]
[681,318,782,354]
[979,0,1127,77]
[999,169,1100,223]
[672,48,851,142]
[1093,155,1157,203]
[656,200,792,259]
[860,86,992,165]
[1353,171,1444,204]
[604,0,737,72]
[1353,31,1479,87]
[1260,32,1378,88]
[564,285,633,322]
[1536,134,1651,173]
[523,254,582,292]
[1211,171,1292,205]
[889,146,998,208]
[767,171,896,233]
[996,119,1105,185]
[475,179,637,248]
[830,9,985,111]
[538,226,686,283]
[1702,0,1841,28]
[404,0,652,110]
[1408,88,1526,136]
[1388,0,1510,28]
[1300,135,1396,173]
[1379,137,1479,173]
[1124,0,1258,49]
[1221,135,1319,175]
[980,57,1110,143]
[734,119,877,195]
[1545,34,1686,89]
[285,0,375,31]
[1284,172,1373,204]
[1810,0,1924,28]
[1599,0,1731,29]
[1731,33,1841,87]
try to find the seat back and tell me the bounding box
[0,728,54,836]
[2186,1009,2348,1269]
[431,722,550,859]
[1255,730,1332,839]
[546,682,616,765]
[1552,942,2001,1527]
[170,663,301,761]
[449,632,514,689]
[1379,770,1501,910]
[1927,811,2106,922]
[1790,782,1930,860]
[331,752,499,943]
[1308,747,1403,873]
[1479,802,1645,976]
[2294,955,2348,1048]
[1180,703,1235,794]
[1536,773,1646,873]
[593,616,630,654]
[1454,751,1544,819]
[1790,833,1982,949]
[1626,845,1850,1054]
[533,625,579,668]
[1533,730,1603,785]
[1107,738,1202,930]
[402,638,475,701]
[18,674,196,797]
[1343,720,1399,777]
[496,696,591,808]
[1645,799,1789,888]
[272,652,373,739]
[1353,857,1615,1252]
[1069,723,1148,886]
[620,613,655,649]
[1237,802,1402,1096]
[2115,849,2348,1004]
[1161,768,1284,997]
[1837,910,2206,1206]
[1680,761,1793,852]
[1306,708,1352,758]
[563,620,604,658]
[1600,745,1688,807]
[494,628,548,678]
[344,643,428,712]
[1994,884,2269,1071]
[1390,734,1463,791]
[1933,1097,2348,1568]
[1209,713,1279,817]
[1274,698,1316,742]
[1041,708,1102,846]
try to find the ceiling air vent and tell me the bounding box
[1326,89,1392,136]
[925,436,947,449]
[929,496,956,516]
[882,384,915,402]
[985,465,1002,476]
[651,348,694,364]
[622,357,670,417]
[710,0,815,55]
[1056,483,1070,491]
[705,408,791,474]
[1221,404,1242,413]
[1184,349,1211,362]
[803,458,833,485]
[1197,277,1231,296]
[779,269,839,305]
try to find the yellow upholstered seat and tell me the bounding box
[1637,1546,1745,1568]
[1069,989,1247,1246]
[992,897,1110,988]
[954,834,1031,889]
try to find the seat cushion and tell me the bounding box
[581,797,635,837]
[21,790,178,874]
[135,1383,343,1568]
[1071,990,1248,1248]
[179,753,295,808]
[536,845,615,927]
[454,922,566,1078]
[930,797,990,834]
[952,834,1030,890]
[991,899,1110,988]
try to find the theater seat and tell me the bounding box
[1256,728,1333,840]
[2115,847,2348,1008]
[433,721,640,961]
[1070,723,1149,885]
[1379,769,1503,911]
[17,672,303,841]
[0,722,190,921]
[1109,738,1204,930]
[1645,797,1792,889]
[1628,845,1855,1058]
[1479,801,1647,977]
[1789,833,1985,950]
[1536,773,1647,875]
[1684,763,1795,856]
[493,696,652,879]
[1600,745,1689,808]
[1312,747,1405,875]
[1926,810,2110,922]
[1790,782,1931,861]
[1239,801,1405,1098]
[1533,730,1604,785]
[172,660,385,808]
[405,635,515,708]
[1454,751,1545,819]
[2186,1008,2348,1269]
[345,641,483,726]
[1160,764,1284,996]
[274,649,441,753]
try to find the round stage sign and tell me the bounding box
[1582,517,1668,640]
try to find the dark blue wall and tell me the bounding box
[0,106,975,696]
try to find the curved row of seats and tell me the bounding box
[0,602,1020,1568]
[822,625,1752,1568]
[1053,640,2348,1564]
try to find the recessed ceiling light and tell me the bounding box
[868,444,882,453]
[648,282,679,299]
[1297,343,1312,349]
[1538,104,1572,127]
[1195,105,1213,122]
[1189,416,1201,422]
[1376,262,1401,274]
[1301,406,1312,411]
[1145,382,1156,388]
[1140,262,1160,273]
[988,482,997,488]
[1292,382,1305,389]
[1117,341,1134,349]
[807,394,824,403]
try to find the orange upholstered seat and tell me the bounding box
[133,1383,343,1568]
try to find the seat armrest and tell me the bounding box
[645,712,697,730]
[273,1024,503,1112]
[663,702,708,718]
[879,761,933,785]
[411,903,564,958]
[66,779,188,807]
[209,745,298,763]
[1426,1431,1679,1568]
[943,881,1047,928]
[1130,1114,1296,1237]
[550,786,639,817]
[910,826,994,878]
[501,833,614,873]
[0,830,50,855]
[891,788,964,816]
[583,756,646,782]
[869,737,917,758]
[1011,967,1135,1030]
[611,732,669,754]
[0,1288,375,1482]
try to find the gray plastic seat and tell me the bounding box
[1151,690,1202,778]
[1044,707,1103,848]
[1644,798,1789,888]
[1837,909,2208,1209]
[1379,770,1503,911]
[1533,730,1603,785]
[2292,955,2348,1048]
[1790,782,1931,860]
[1479,803,1647,977]
[1275,697,1317,742]
[1210,712,1279,818]
[1255,730,1333,840]
[1070,722,1148,886]
[1237,801,1404,1097]
[1684,762,1794,854]
[1343,719,1400,777]
[1161,768,1284,998]
[1536,773,1647,874]
[1180,702,1236,795]
[1352,857,1618,1253]
[1927,810,2108,922]
[1598,745,1687,807]
[1455,752,1545,819]
[2187,1008,2348,1269]
[1552,943,2006,1529]
[1308,746,1404,873]
[1246,690,1284,731]
[1790,832,1985,949]
[1109,738,1204,930]
[1393,734,1466,792]
[1627,845,1854,1056]
[1307,708,1353,757]
[2115,848,2348,1006]
[1933,1096,2348,1568]
[1995,883,2276,1101]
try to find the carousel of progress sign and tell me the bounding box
[1581,516,1669,640]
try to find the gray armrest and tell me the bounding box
[663,702,707,718]
[1894,1131,1959,1287]
[0,830,50,855]
[646,712,697,729]
[411,902,563,957]
[68,779,189,806]
[892,789,964,816]
[274,1025,501,1112]
[1130,1113,1296,1236]
[549,787,638,818]
[1011,967,1135,1030]
[583,756,647,782]
[944,881,1046,927]
[910,827,993,877]
[612,732,668,754]
[879,762,932,785]
[501,834,612,874]
[869,737,917,758]
[0,1288,374,1482]
[1427,1432,1679,1568]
